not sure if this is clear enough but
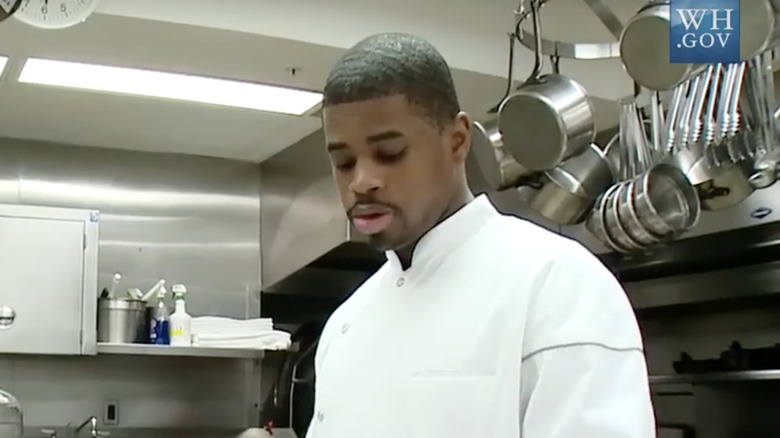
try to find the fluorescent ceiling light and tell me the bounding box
[0,56,8,76]
[18,58,322,116]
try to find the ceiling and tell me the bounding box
[0,0,646,162]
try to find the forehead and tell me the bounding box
[322,95,434,142]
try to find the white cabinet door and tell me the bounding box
[0,215,85,354]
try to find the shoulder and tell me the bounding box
[529,240,642,353]
[484,215,642,352]
[485,212,605,269]
[481,213,596,271]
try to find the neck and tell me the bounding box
[394,185,474,270]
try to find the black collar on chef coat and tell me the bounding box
[384,194,499,275]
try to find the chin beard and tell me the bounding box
[366,234,395,251]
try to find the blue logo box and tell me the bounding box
[669,0,740,63]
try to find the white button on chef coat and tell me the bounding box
[306,195,655,438]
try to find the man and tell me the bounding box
[307,32,655,438]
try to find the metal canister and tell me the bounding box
[97,298,147,343]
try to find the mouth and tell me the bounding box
[351,211,394,235]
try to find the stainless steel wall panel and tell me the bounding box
[0,137,262,428]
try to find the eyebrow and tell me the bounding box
[326,130,405,152]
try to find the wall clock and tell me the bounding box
[14,0,99,29]
[0,0,22,23]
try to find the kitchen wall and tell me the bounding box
[0,138,263,430]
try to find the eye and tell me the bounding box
[376,148,407,164]
[333,158,356,171]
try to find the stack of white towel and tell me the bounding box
[191,316,291,350]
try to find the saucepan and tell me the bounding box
[529,142,615,225]
[619,0,706,91]
[737,0,780,61]
[620,0,777,91]
[498,0,595,171]
[632,163,701,236]
[469,119,532,191]
[671,143,755,210]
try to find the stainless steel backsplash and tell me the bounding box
[0,137,262,429]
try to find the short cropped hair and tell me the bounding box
[323,32,461,127]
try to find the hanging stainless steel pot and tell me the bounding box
[667,140,754,211]
[469,119,531,191]
[498,0,595,171]
[620,1,707,91]
[529,171,595,225]
[739,0,780,60]
[529,143,615,225]
[621,0,777,91]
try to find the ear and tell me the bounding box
[449,111,472,163]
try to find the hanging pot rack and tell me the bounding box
[512,0,624,60]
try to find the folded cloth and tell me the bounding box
[191,316,273,334]
[192,330,291,350]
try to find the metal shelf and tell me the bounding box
[650,370,780,385]
[96,342,268,359]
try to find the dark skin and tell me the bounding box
[323,94,474,269]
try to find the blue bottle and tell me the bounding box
[149,286,170,345]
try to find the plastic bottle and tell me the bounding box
[149,286,170,345]
[169,284,192,347]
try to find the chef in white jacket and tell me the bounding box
[306,31,656,438]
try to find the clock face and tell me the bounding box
[14,0,99,29]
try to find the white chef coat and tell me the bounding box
[306,194,655,438]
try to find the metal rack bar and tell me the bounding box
[513,0,622,60]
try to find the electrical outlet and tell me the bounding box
[103,400,119,426]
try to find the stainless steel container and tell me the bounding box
[620,1,706,91]
[499,74,595,171]
[470,119,531,191]
[497,0,595,171]
[552,143,615,197]
[97,298,147,343]
[633,164,701,235]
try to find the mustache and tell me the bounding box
[347,197,398,218]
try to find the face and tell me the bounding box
[323,95,471,251]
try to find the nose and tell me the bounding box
[348,160,383,194]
